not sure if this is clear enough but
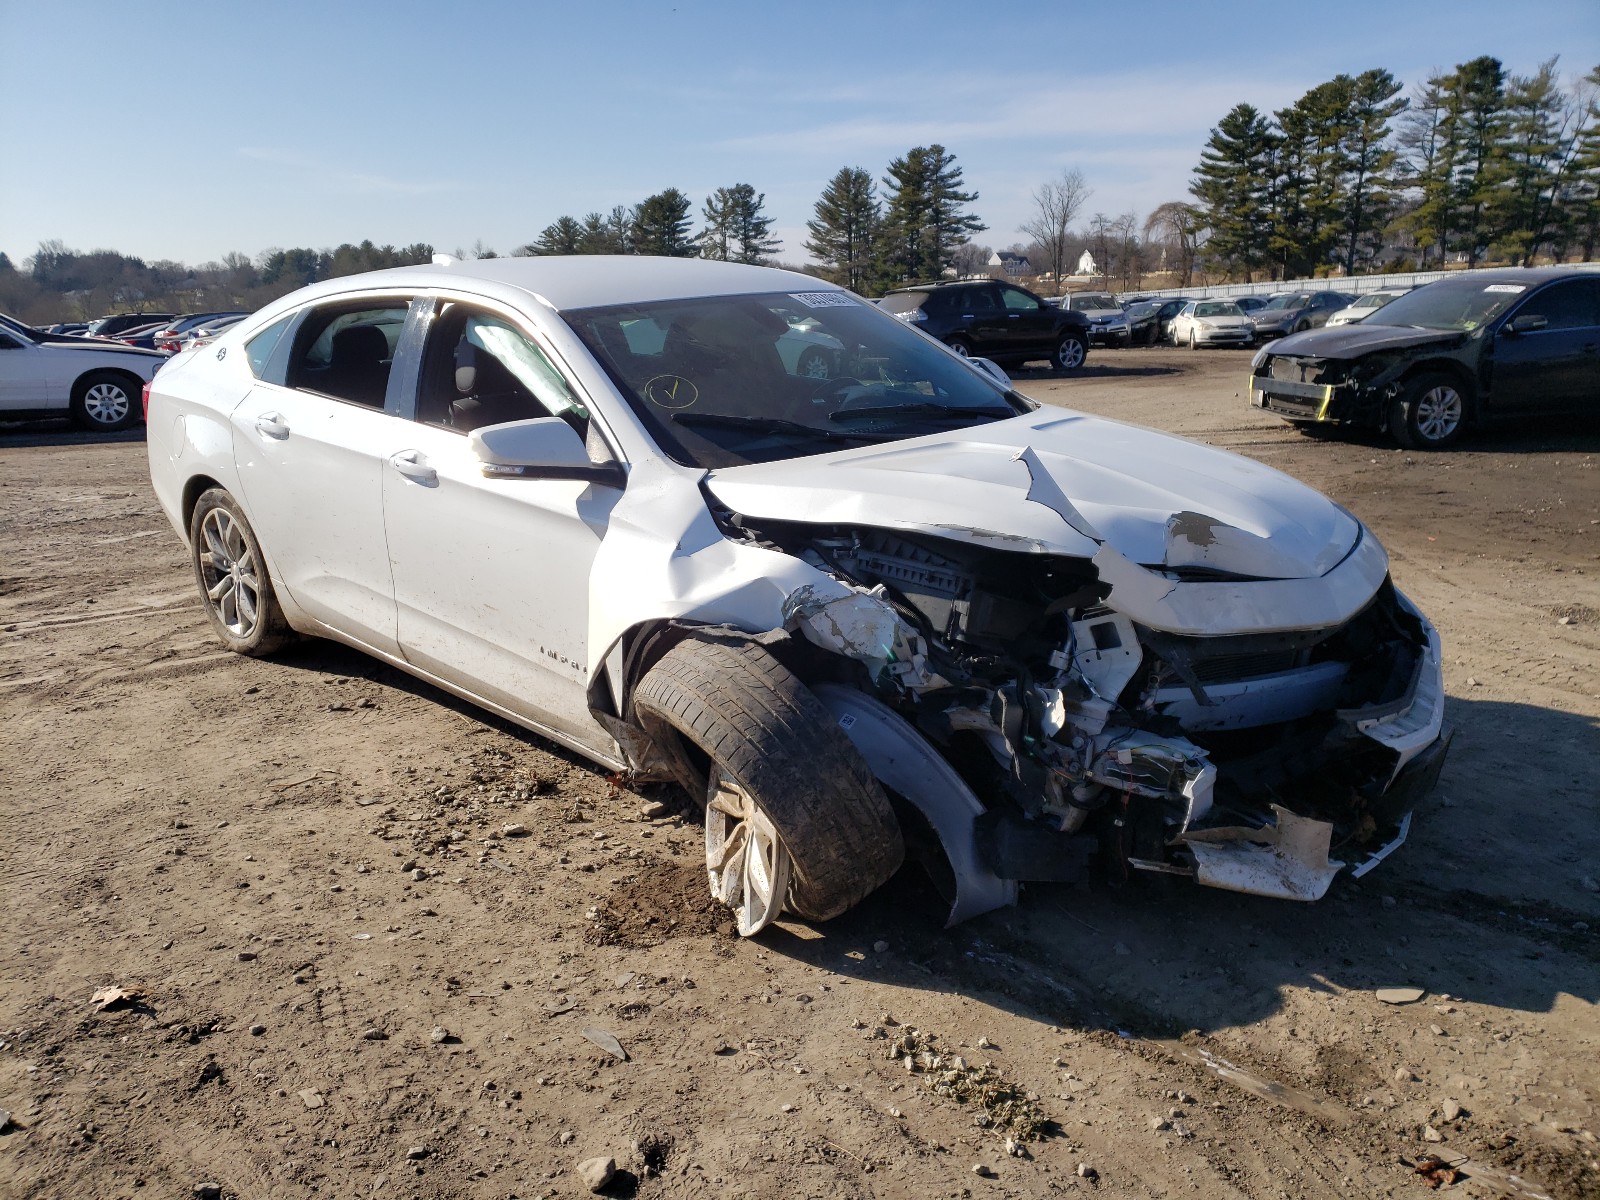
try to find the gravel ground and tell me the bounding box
[2,345,1597,1200]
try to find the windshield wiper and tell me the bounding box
[827,402,1015,423]
[673,412,883,442]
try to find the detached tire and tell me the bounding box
[70,371,141,431]
[189,488,296,656]
[632,635,904,924]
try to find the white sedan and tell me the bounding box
[1168,300,1255,348]
[1325,289,1412,327]
[0,316,167,430]
[146,256,1448,935]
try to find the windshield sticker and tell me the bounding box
[1483,284,1526,293]
[789,292,855,309]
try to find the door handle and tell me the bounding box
[389,450,438,487]
[254,412,289,439]
[1007,314,1020,320]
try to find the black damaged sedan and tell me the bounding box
[1248,268,1600,448]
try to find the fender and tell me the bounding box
[811,683,1016,926]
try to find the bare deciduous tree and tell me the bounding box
[1019,169,1091,286]
[1144,202,1205,286]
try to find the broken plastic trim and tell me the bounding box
[1181,805,1344,902]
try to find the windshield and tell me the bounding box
[1194,302,1243,318]
[1366,278,1527,332]
[1258,293,1312,311]
[568,290,1021,469]
[1070,294,1118,310]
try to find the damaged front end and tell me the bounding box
[747,521,1448,921]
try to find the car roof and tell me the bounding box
[279,256,847,313]
[1421,267,1593,286]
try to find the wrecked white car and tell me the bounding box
[146,256,1450,935]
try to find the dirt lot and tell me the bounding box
[3,346,1597,1200]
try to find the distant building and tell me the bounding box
[988,251,1033,277]
[1075,250,1098,276]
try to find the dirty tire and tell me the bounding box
[1389,371,1468,450]
[188,488,297,656]
[632,636,904,922]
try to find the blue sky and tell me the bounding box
[2,0,1596,268]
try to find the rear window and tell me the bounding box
[879,292,929,315]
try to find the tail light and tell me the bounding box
[141,380,152,419]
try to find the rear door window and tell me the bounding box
[286,303,410,407]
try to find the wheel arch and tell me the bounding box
[72,365,145,399]
[180,474,227,543]
[1395,358,1479,420]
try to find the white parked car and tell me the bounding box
[1169,299,1256,348]
[1324,289,1412,327]
[146,256,1449,935]
[0,314,167,429]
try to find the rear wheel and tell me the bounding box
[189,488,296,656]
[946,336,974,358]
[1389,372,1467,450]
[631,635,903,931]
[69,371,140,431]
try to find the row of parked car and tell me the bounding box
[0,309,251,430]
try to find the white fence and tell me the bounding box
[1125,261,1600,303]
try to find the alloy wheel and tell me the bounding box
[1415,384,1463,443]
[705,766,792,936]
[197,507,263,639]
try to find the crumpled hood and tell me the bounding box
[1270,324,1464,360]
[706,410,1361,580]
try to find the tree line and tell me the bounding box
[519,144,987,295]
[0,144,988,322]
[1187,56,1599,282]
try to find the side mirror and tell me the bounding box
[964,356,1011,388]
[469,416,626,488]
[1505,313,1548,335]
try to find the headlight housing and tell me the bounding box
[1251,345,1271,369]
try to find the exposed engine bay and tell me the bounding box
[726,519,1449,916]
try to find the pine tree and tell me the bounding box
[1451,56,1509,265]
[805,167,880,292]
[1190,104,1277,279]
[879,146,985,284]
[525,216,585,256]
[1494,58,1585,264]
[1573,65,1600,261]
[631,189,697,257]
[1271,79,1354,277]
[699,184,779,264]
[1338,69,1408,273]
[1395,72,1460,267]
